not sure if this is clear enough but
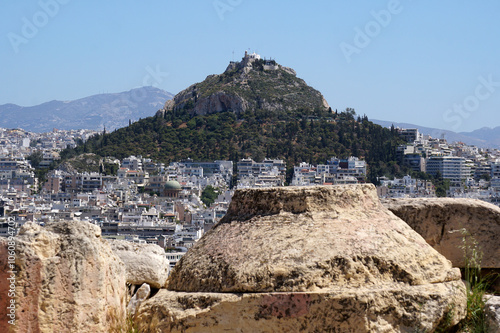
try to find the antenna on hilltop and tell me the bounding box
[232,50,234,62]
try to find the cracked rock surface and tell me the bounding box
[136,185,467,332]
[0,220,127,332]
[168,185,462,293]
[383,197,500,269]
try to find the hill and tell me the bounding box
[461,126,500,148]
[0,87,173,132]
[58,54,407,183]
[165,51,329,116]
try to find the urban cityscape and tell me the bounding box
[2,1,499,331]
[1,125,499,271]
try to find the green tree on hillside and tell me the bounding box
[201,185,218,207]
[433,171,451,197]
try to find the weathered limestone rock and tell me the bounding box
[170,86,249,115]
[382,198,500,269]
[485,295,500,332]
[193,91,248,115]
[136,185,466,332]
[136,284,463,333]
[109,240,169,288]
[169,185,461,293]
[0,221,127,333]
[128,283,151,315]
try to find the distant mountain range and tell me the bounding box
[0,87,174,132]
[371,119,500,149]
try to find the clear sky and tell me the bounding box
[1,0,499,132]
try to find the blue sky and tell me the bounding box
[1,0,499,132]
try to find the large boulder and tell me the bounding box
[109,240,170,288]
[382,198,500,269]
[136,185,466,332]
[0,221,127,332]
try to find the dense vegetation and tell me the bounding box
[200,185,219,207]
[57,107,407,183]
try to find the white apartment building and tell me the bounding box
[291,157,367,185]
[426,156,471,185]
[491,160,500,191]
[491,160,500,178]
[237,158,286,177]
[397,128,422,143]
[237,158,286,188]
[291,163,318,186]
[121,155,143,171]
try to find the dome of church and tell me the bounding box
[164,180,182,190]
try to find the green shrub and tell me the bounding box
[458,229,490,332]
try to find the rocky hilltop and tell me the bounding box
[163,51,329,116]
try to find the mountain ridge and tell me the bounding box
[463,126,500,146]
[0,87,174,132]
[372,119,500,149]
